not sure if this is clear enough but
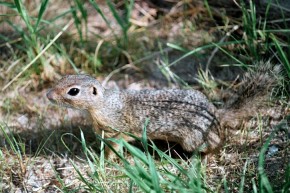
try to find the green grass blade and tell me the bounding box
[89,0,114,33]
[106,0,125,30]
[70,159,96,191]
[270,34,290,78]
[122,140,148,164]
[252,178,258,193]
[167,40,245,68]
[74,0,88,40]
[141,119,149,152]
[151,142,188,176]
[147,154,163,192]
[35,0,49,31]
[74,0,88,22]
[0,125,23,163]
[71,6,83,44]
[282,164,290,193]
[223,178,230,193]
[49,9,74,23]
[113,158,152,192]
[258,134,274,193]
[239,159,248,193]
[0,1,16,9]
[80,129,87,154]
[34,130,55,157]
[13,0,33,33]
[54,44,80,73]
[125,0,134,24]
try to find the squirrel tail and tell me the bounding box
[218,60,283,129]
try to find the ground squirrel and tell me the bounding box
[47,61,283,158]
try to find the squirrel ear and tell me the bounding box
[92,87,97,95]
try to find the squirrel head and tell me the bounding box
[47,75,105,110]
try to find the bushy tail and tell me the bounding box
[218,61,284,129]
[225,60,282,109]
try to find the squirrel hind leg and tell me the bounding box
[178,129,223,154]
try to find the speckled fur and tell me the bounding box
[47,75,221,157]
[47,62,283,158]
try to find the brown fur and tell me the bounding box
[47,62,283,158]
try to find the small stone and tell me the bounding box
[17,114,29,125]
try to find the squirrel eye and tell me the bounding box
[67,88,80,96]
[93,87,97,95]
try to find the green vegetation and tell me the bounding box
[0,0,289,192]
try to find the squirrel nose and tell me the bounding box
[46,89,55,102]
